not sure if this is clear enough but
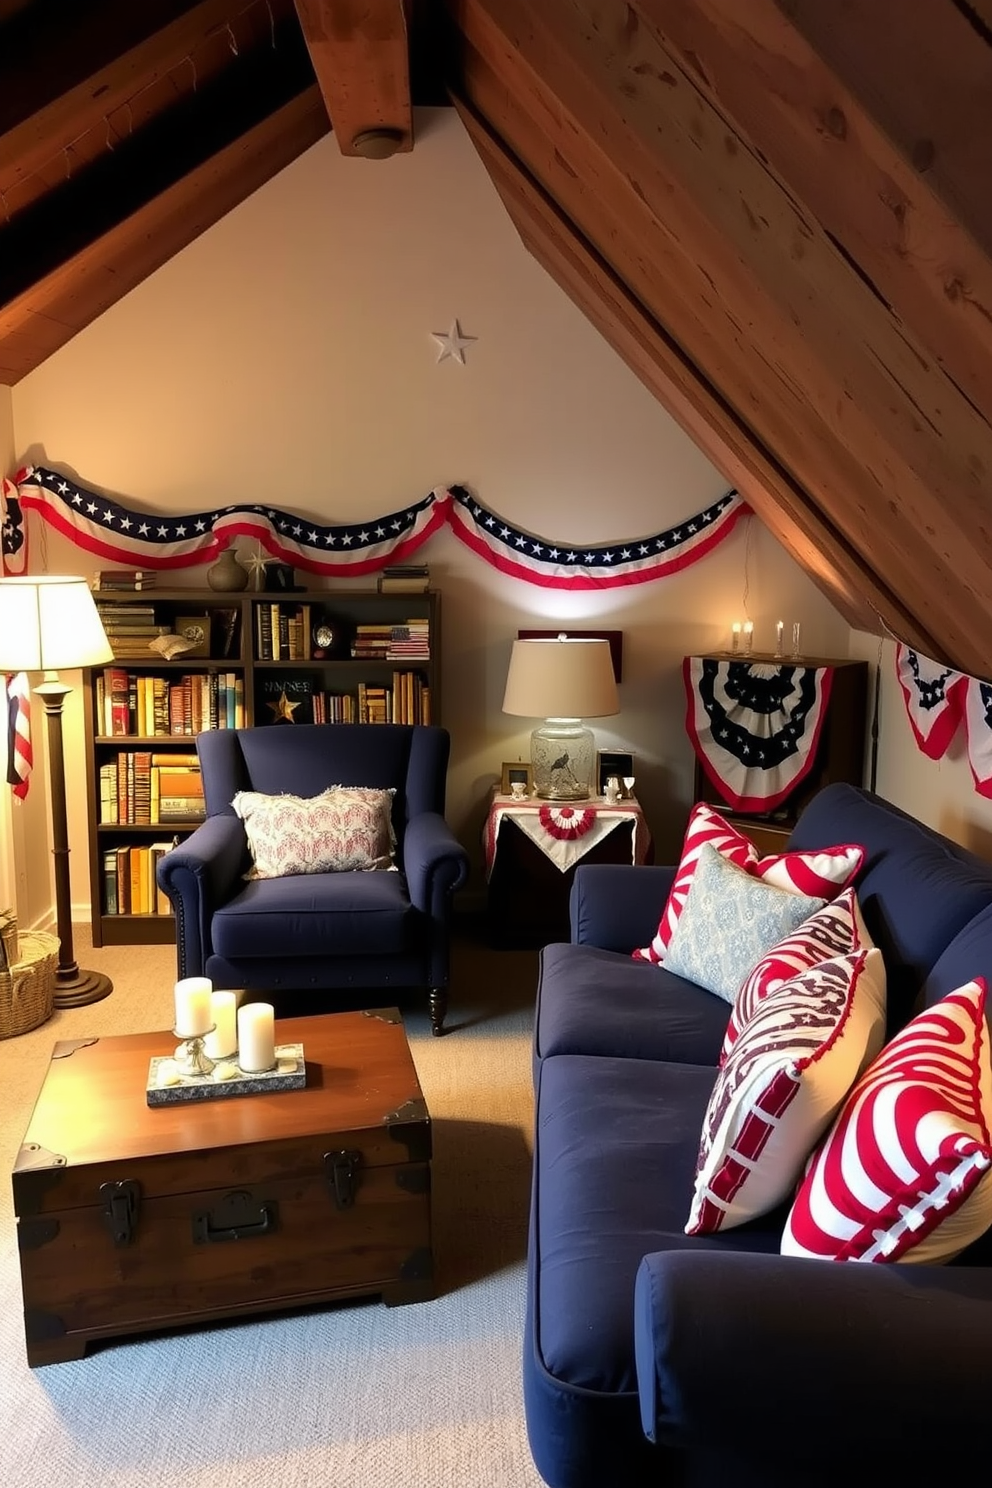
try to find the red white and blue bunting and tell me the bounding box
[2,465,746,590]
[896,643,992,798]
[683,657,834,813]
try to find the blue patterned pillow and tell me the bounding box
[664,842,828,1003]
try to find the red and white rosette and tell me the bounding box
[537,805,597,841]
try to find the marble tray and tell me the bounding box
[146,1042,306,1106]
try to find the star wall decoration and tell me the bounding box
[243,544,270,590]
[431,318,476,365]
[268,687,300,723]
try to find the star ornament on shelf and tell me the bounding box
[268,688,300,723]
[243,544,271,591]
[431,318,477,366]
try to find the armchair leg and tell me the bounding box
[429,987,447,1037]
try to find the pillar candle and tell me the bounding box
[238,1002,275,1073]
[174,976,212,1036]
[204,991,238,1059]
[742,621,754,655]
[731,622,741,654]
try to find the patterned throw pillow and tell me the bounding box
[633,802,864,965]
[686,947,887,1235]
[720,887,873,1065]
[663,844,828,1004]
[232,786,396,879]
[782,980,992,1264]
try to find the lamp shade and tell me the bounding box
[0,576,113,671]
[502,636,619,719]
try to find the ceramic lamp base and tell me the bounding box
[531,719,595,800]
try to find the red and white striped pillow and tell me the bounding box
[720,888,873,1066]
[686,947,887,1235]
[782,980,992,1264]
[634,802,864,965]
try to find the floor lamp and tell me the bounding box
[0,576,114,1007]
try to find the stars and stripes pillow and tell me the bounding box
[633,802,864,965]
[686,947,887,1235]
[782,980,992,1264]
[720,888,873,1066]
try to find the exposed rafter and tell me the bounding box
[293,0,412,156]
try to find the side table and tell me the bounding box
[484,794,652,948]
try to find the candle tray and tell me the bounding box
[146,1042,306,1106]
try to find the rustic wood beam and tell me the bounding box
[293,0,412,156]
[452,92,937,652]
[634,0,992,433]
[446,0,992,675]
[0,88,329,384]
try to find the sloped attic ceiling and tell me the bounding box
[2,0,991,678]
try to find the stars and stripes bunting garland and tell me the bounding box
[9,466,747,590]
[894,642,967,760]
[5,672,32,799]
[683,657,834,813]
[446,485,747,588]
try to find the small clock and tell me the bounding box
[174,614,211,658]
[312,618,344,658]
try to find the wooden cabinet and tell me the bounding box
[83,588,439,946]
[688,654,869,846]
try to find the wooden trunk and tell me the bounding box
[12,1009,432,1367]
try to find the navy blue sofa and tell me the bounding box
[156,724,468,1034]
[525,783,992,1487]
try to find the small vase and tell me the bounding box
[206,544,249,592]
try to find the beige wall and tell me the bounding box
[5,106,990,921]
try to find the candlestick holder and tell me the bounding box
[791,622,802,660]
[172,1023,216,1079]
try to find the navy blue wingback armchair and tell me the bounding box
[156,724,469,1034]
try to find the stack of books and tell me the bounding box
[377,564,430,594]
[351,620,430,660]
[93,569,159,591]
[95,600,169,659]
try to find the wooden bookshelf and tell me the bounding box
[83,588,439,946]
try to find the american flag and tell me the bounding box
[12,465,746,590]
[5,672,31,799]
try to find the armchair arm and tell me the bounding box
[569,864,675,951]
[156,815,249,977]
[634,1248,992,1476]
[402,812,470,918]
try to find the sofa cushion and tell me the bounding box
[232,785,396,879]
[210,869,414,958]
[534,942,732,1067]
[634,801,863,965]
[687,948,887,1234]
[721,887,873,1065]
[783,980,992,1263]
[663,844,828,1003]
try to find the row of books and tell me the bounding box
[259,672,431,725]
[103,842,175,916]
[255,602,314,661]
[99,754,205,825]
[351,620,430,661]
[356,677,431,725]
[97,669,245,736]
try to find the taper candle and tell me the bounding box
[775,620,784,657]
[742,621,754,656]
[238,1002,275,1072]
[204,991,237,1060]
[174,976,212,1036]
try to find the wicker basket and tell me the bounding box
[0,931,59,1039]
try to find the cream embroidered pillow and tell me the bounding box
[232,786,396,879]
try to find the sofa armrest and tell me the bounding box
[401,812,469,918]
[569,864,675,952]
[635,1249,992,1470]
[156,815,249,977]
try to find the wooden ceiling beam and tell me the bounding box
[451,95,936,649]
[447,0,992,675]
[0,88,329,384]
[293,0,412,156]
[634,0,992,433]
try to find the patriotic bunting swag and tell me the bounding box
[7,465,746,589]
[896,643,992,799]
[683,657,834,813]
[5,672,32,799]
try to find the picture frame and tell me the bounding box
[501,761,534,797]
[597,750,635,797]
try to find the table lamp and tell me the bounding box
[0,576,114,1006]
[502,635,619,800]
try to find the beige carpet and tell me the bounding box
[0,921,545,1488]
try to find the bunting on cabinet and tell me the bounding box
[6,465,746,590]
